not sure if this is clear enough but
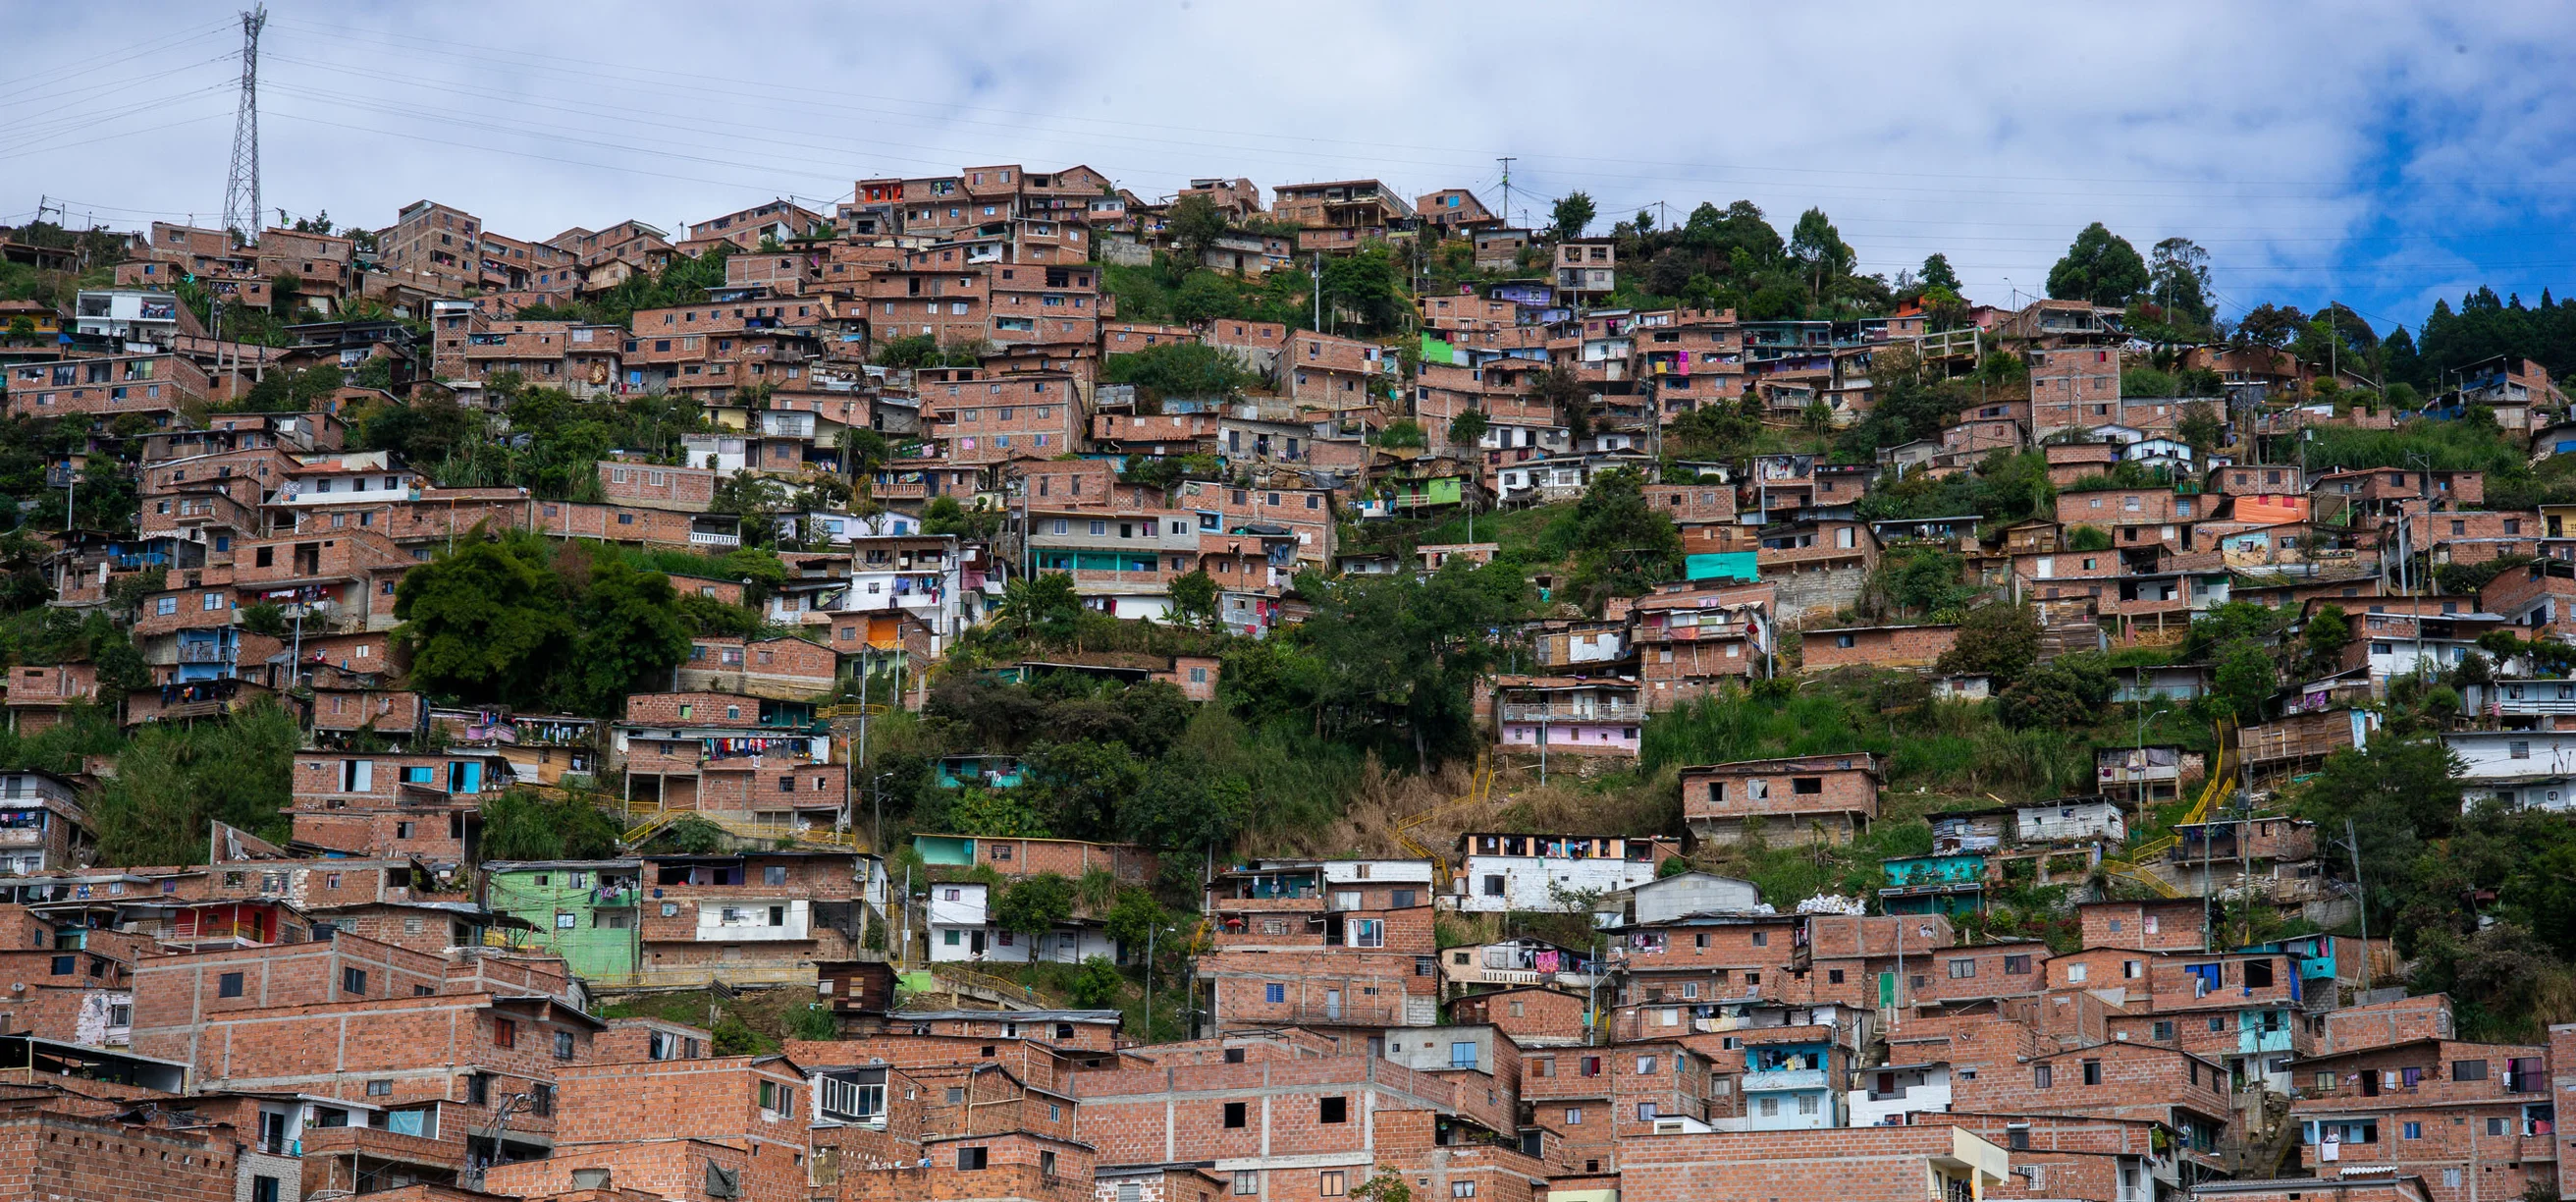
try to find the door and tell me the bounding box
[969,931,987,956]
[1325,989,1342,1020]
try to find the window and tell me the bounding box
[957,1147,988,1171]
[1321,1172,1347,1197]
[2404,1121,2423,1139]
[1320,1096,1348,1123]
[494,1017,517,1048]
[1798,1094,1819,1115]
[2033,1064,2054,1088]
[555,1030,575,1059]
[2153,1021,2175,1040]
[366,1079,392,1096]
[48,955,73,976]
[1224,1102,1247,1127]
[2082,1060,2102,1085]
[2454,1060,2489,1081]
[1636,1055,1658,1074]
[1948,958,1976,979]
[1637,1102,1658,1120]
[343,967,367,996]
[1453,1183,1476,1199]
[1265,983,1286,1004]
[1758,1097,1779,1117]
[2004,955,2032,974]
[219,971,244,998]
[2489,1118,2507,1136]
[1235,1172,1261,1196]
[1563,1107,1583,1124]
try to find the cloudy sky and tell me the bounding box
[7,2,2573,335]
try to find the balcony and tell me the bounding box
[176,641,231,664]
[1498,702,1643,724]
[1744,1067,1830,1092]
[689,530,742,547]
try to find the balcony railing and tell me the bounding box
[1498,703,1643,724]
[689,530,742,547]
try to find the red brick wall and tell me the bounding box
[1798,626,1958,671]
[0,1105,237,1202]
[1619,1125,2000,1202]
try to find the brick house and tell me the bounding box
[1680,753,1882,845]
[481,1055,817,1202]
[2289,1037,2553,1202]
[1800,624,1959,672]
[1617,1125,2010,1202]
[676,635,840,699]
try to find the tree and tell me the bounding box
[87,699,300,864]
[1375,419,1427,449]
[393,534,576,708]
[1917,253,1961,292]
[2146,237,2215,326]
[2046,223,2150,306]
[1999,656,2117,729]
[1349,1168,1413,1202]
[1557,467,1684,606]
[1066,956,1124,1007]
[1169,570,1218,630]
[1167,193,1231,267]
[1116,750,1253,848]
[946,786,1053,837]
[479,789,624,860]
[996,573,1085,647]
[2234,303,2308,349]
[1549,192,1596,242]
[922,495,1001,541]
[563,561,693,715]
[2303,604,2352,676]
[1936,604,2042,688]
[2176,401,2226,453]
[1332,247,1411,337]
[1102,342,1257,399]
[1102,889,1171,954]
[1788,208,1856,302]
[2211,638,2279,724]
[1447,409,1490,450]
[1295,560,1530,771]
[993,873,1077,938]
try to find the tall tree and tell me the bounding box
[2145,237,2214,326]
[393,534,577,708]
[1295,560,1530,771]
[1917,253,1961,292]
[1166,193,1230,268]
[1549,191,1596,242]
[2046,223,2150,306]
[563,561,693,715]
[1788,208,1856,302]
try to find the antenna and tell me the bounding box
[222,6,268,245]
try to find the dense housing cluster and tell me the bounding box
[2,169,2575,1202]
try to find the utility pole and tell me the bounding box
[1496,157,1514,231]
[222,7,268,245]
[2344,817,2372,991]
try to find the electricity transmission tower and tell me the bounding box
[222,6,267,244]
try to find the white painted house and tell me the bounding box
[1453,833,1679,913]
[924,880,1123,964]
[2443,730,2576,809]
